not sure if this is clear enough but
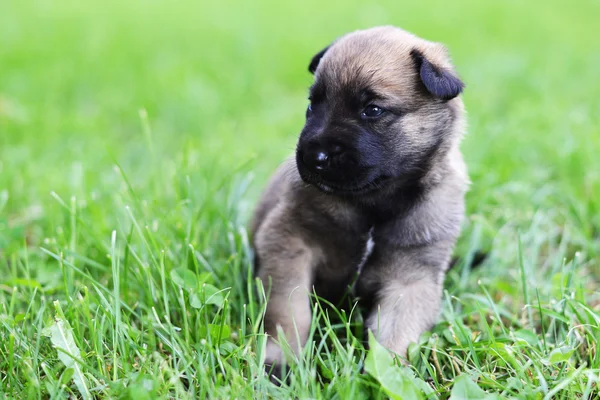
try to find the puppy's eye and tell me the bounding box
[306,103,313,117]
[361,105,385,119]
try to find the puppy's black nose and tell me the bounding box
[313,151,329,169]
[301,141,347,174]
[303,148,329,171]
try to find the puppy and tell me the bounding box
[250,26,468,373]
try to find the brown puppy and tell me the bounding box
[250,26,468,373]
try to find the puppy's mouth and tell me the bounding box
[301,171,390,196]
[295,150,391,196]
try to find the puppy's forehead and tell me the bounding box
[315,27,440,100]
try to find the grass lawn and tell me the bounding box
[1,0,599,398]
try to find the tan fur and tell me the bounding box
[251,26,468,371]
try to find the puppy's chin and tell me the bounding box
[312,178,390,196]
[296,162,389,197]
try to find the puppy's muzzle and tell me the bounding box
[299,139,358,182]
[302,141,343,171]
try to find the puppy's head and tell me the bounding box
[296,26,465,197]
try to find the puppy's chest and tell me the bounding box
[357,228,375,274]
[317,224,375,279]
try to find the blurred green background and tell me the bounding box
[2,0,599,224]
[1,0,600,397]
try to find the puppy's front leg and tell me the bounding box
[357,244,451,360]
[365,274,442,359]
[255,222,316,371]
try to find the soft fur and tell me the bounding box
[250,26,468,375]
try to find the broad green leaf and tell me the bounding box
[364,332,433,400]
[42,301,91,400]
[125,374,155,400]
[442,328,457,345]
[514,329,539,346]
[449,374,500,400]
[411,374,436,398]
[197,272,212,285]
[170,267,197,290]
[505,377,524,392]
[199,323,231,341]
[14,313,27,323]
[548,346,574,364]
[190,293,203,308]
[219,341,238,356]
[190,284,228,308]
[59,368,75,386]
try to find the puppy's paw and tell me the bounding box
[263,338,288,384]
[264,362,284,385]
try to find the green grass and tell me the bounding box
[1,0,599,398]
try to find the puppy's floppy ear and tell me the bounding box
[411,49,464,100]
[308,46,329,74]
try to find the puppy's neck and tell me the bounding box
[356,142,465,224]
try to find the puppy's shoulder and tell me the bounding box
[376,150,468,248]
